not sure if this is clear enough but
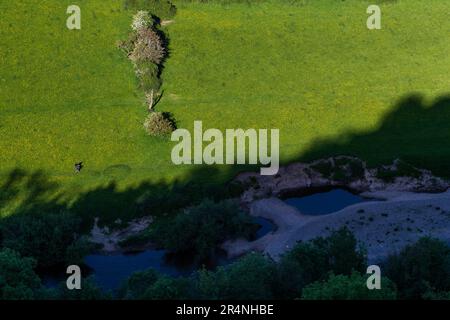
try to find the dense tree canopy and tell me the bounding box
[151,199,255,260]
[276,227,367,298]
[0,212,88,268]
[0,248,41,300]
[196,253,276,300]
[384,237,450,299]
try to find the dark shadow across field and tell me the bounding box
[1,93,450,292]
[1,94,450,226]
[294,94,450,178]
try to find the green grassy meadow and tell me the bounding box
[1,0,450,217]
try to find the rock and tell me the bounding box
[235,156,449,204]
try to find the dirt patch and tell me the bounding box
[161,20,174,27]
[90,216,153,253]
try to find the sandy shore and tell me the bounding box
[222,191,450,263]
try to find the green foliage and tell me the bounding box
[116,32,138,56]
[276,241,329,298]
[334,157,366,181]
[135,61,162,91]
[119,251,331,300]
[124,0,177,19]
[310,161,334,178]
[376,160,422,182]
[196,253,276,300]
[131,10,156,31]
[119,5,171,130]
[65,236,97,266]
[302,272,397,300]
[151,199,255,259]
[422,290,450,300]
[311,227,367,276]
[55,276,111,300]
[276,227,366,298]
[118,268,160,299]
[119,268,192,300]
[311,158,365,182]
[119,228,368,300]
[384,237,450,299]
[143,112,176,136]
[142,276,193,300]
[0,212,84,268]
[0,248,41,300]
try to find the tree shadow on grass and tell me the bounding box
[0,164,248,230]
[2,93,450,228]
[0,169,64,218]
[294,94,450,178]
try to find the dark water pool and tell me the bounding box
[84,250,229,291]
[73,190,370,290]
[84,217,275,290]
[43,216,276,291]
[284,188,370,215]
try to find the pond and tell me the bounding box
[43,189,372,291]
[77,189,374,291]
[284,188,372,215]
[83,249,228,291]
[43,216,276,291]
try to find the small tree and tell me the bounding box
[143,112,176,137]
[129,28,165,65]
[151,199,255,260]
[131,10,154,31]
[312,227,367,275]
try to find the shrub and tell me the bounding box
[134,60,161,91]
[65,236,97,266]
[118,268,160,299]
[55,276,111,300]
[151,199,255,260]
[376,160,422,182]
[117,32,138,56]
[384,237,450,299]
[141,276,193,300]
[129,27,166,64]
[276,227,366,298]
[0,212,84,268]
[131,10,154,31]
[0,248,41,300]
[302,272,397,300]
[276,242,329,298]
[311,227,367,275]
[196,253,276,300]
[119,268,193,300]
[143,112,176,136]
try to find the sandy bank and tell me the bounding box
[223,191,450,263]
